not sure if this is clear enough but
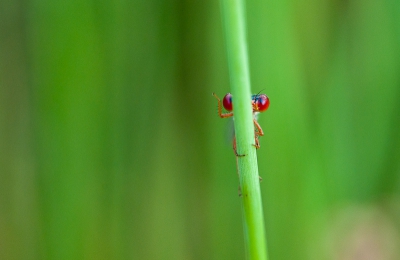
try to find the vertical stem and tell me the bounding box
[220,0,268,259]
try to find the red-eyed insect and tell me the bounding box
[212,92,270,156]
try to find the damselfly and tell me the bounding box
[212,92,270,156]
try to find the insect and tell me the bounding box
[212,92,270,156]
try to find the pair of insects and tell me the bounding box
[213,92,270,156]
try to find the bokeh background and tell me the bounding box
[1,0,400,259]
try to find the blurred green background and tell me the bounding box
[1,0,400,259]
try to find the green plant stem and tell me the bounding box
[220,0,268,259]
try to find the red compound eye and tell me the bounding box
[222,93,233,111]
[256,94,270,112]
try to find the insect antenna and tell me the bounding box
[252,89,265,101]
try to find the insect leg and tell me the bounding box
[212,93,234,118]
[233,136,246,157]
[252,119,264,149]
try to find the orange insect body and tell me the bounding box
[212,92,270,156]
